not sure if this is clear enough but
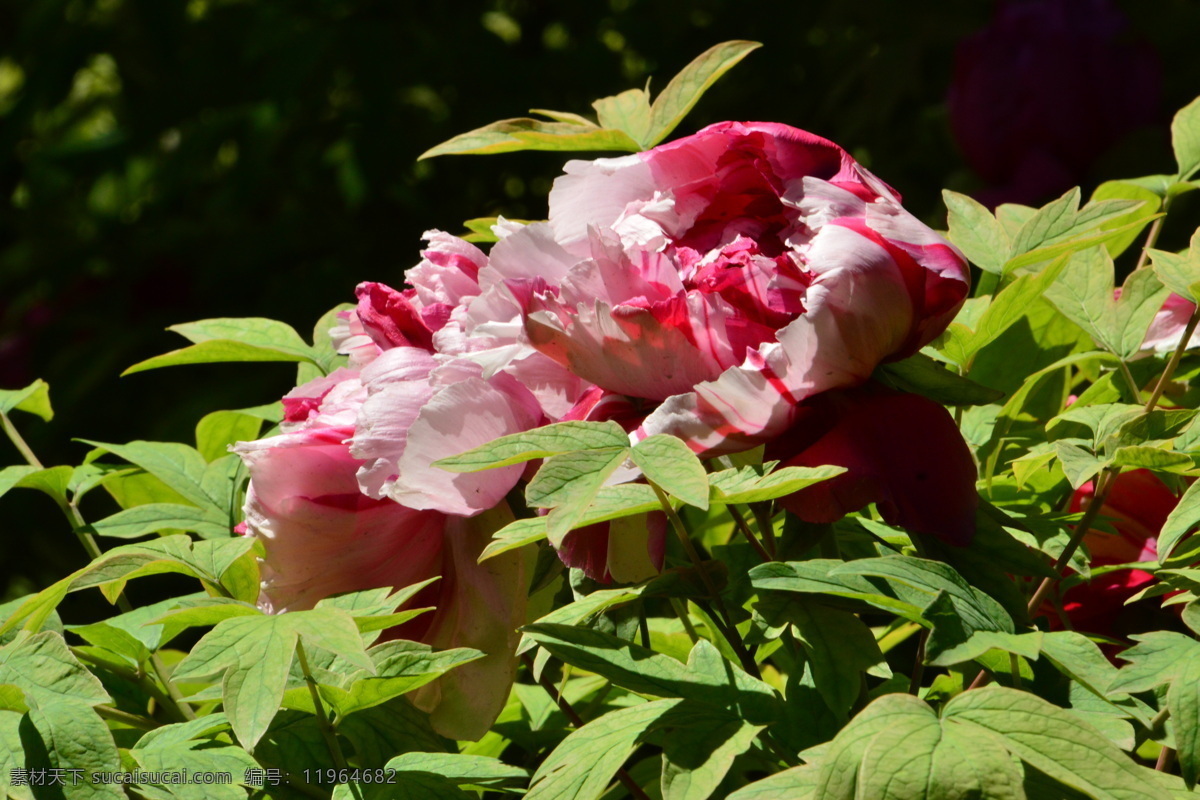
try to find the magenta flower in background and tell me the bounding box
[948,0,1161,207]
[1142,292,1200,354]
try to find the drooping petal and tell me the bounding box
[235,431,445,614]
[410,503,529,741]
[766,383,978,545]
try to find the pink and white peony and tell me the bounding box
[482,121,971,455]
[234,367,530,741]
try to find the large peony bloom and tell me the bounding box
[482,121,970,456]
[234,366,530,741]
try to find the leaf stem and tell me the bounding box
[727,505,772,562]
[908,629,928,695]
[1134,213,1167,272]
[522,653,651,800]
[647,480,759,677]
[2,411,196,721]
[1156,745,1176,773]
[95,704,160,730]
[669,597,700,644]
[1144,303,1200,412]
[1118,360,1142,401]
[296,637,361,799]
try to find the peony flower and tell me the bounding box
[462,121,974,543]
[234,366,530,741]
[763,382,978,545]
[1053,469,1181,635]
[1141,292,1200,354]
[482,121,970,457]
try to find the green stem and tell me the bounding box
[1134,211,1168,272]
[296,637,361,799]
[2,411,196,721]
[727,505,772,562]
[669,597,701,645]
[1144,303,1200,412]
[95,704,160,730]
[908,629,928,695]
[1118,360,1142,401]
[647,480,759,677]
[1010,653,1023,690]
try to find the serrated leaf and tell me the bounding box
[435,420,628,472]
[321,641,482,718]
[1111,445,1193,472]
[875,353,1004,406]
[0,378,53,421]
[631,434,709,509]
[1173,95,1200,180]
[944,687,1157,800]
[419,118,642,159]
[943,189,1009,273]
[1054,441,1107,489]
[172,608,372,750]
[527,449,629,545]
[644,40,762,147]
[79,440,220,511]
[962,254,1070,362]
[592,88,653,147]
[525,699,679,800]
[1109,632,1200,694]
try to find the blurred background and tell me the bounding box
[3,0,1200,598]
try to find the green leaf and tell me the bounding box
[958,254,1070,363]
[0,378,53,421]
[1055,441,1108,489]
[1010,188,1140,257]
[727,765,817,800]
[8,465,72,502]
[435,420,628,472]
[658,703,763,800]
[1040,631,1119,699]
[1172,95,1200,180]
[832,556,1014,634]
[1170,656,1200,788]
[80,440,220,511]
[124,317,319,375]
[195,410,262,463]
[944,687,1158,800]
[523,626,780,724]
[1090,181,1162,258]
[1109,632,1200,694]
[333,752,528,799]
[0,631,111,708]
[815,693,1026,800]
[419,118,642,159]
[592,88,653,147]
[708,465,844,505]
[89,502,231,539]
[1159,480,1200,565]
[1149,228,1200,303]
[756,596,888,717]
[875,353,1004,406]
[0,465,37,500]
[0,710,32,800]
[25,700,125,799]
[172,608,372,750]
[942,189,1009,274]
[750,560,928,623]
[525,699,680,800]
[644,40,762,148]
[1110,445,1193,472]
[631,434,709,509]
[527,448,629,545]
[132,740,257,800]
[321,641,482,718]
